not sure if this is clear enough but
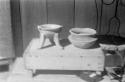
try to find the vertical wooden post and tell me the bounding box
[0,0,15,60]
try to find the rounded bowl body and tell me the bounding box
[68,35,97,49]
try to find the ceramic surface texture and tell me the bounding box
[68,35,97,49]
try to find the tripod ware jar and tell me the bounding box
[37,24,63,49]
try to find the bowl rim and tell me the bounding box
[69,28,97,35]
[38,24,63,30]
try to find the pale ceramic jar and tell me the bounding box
[68,28,97,49]
[37,24,63,49]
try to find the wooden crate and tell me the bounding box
[23,38,105,73]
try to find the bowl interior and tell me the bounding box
[70,28,96,35]
[40,24,63,30]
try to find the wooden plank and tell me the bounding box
[47,0,74,39]
[95,0,103,34]
[0,0,15,58]
[118,5,125,37]
[20,0,47,50]
[83,56,104,71]
[100,1,118,35]
[10,0,23,57]
[24,38,104,71]
[75,0,97,30]
[61,56,82,70]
